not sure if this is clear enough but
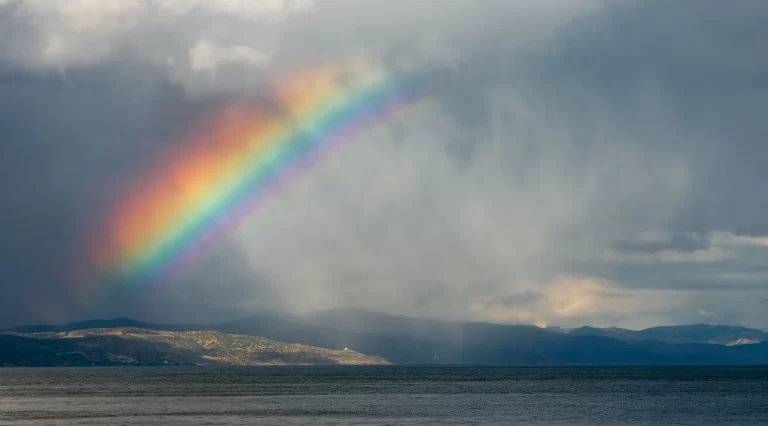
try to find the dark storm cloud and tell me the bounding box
[526,0,768,236]
[1,0,768,329]
[597,263,768,291]
[0,59,250,326]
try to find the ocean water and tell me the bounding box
[1,366,767,425]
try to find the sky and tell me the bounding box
[1,0,767,329]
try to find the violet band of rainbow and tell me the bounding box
[98,62,436,284]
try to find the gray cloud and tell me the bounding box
[531,0,768,236]
[493,292,544,308]
[0,59,243,325]
[1,0,767,329]
[612,232,710,255]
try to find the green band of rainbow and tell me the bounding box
[94,62,437,284]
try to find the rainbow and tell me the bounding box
[90,60,435,284]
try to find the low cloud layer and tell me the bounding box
[1,0,767,329]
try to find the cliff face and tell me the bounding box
[0,328,390,367]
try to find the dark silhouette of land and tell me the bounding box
[2,309,767,366]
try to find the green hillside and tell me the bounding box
[0,328,389,367]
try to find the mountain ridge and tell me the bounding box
[555,323,768,345]
[4,311,768,366]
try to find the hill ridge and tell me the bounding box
[0,326,388,367]
[4,311,768,366]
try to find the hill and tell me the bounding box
[559,324,768,345]
[218,309,768,365]
[5,311,768,366]
[0,328,388,367]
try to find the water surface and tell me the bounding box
[1,366,767,425]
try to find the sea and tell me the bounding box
[1,366,767,425]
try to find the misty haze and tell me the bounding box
[1,0,767,425]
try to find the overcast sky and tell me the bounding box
[1,0,767,329]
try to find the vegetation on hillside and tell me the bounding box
[0,328,389,367]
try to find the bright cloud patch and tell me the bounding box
[470,276,687,329]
